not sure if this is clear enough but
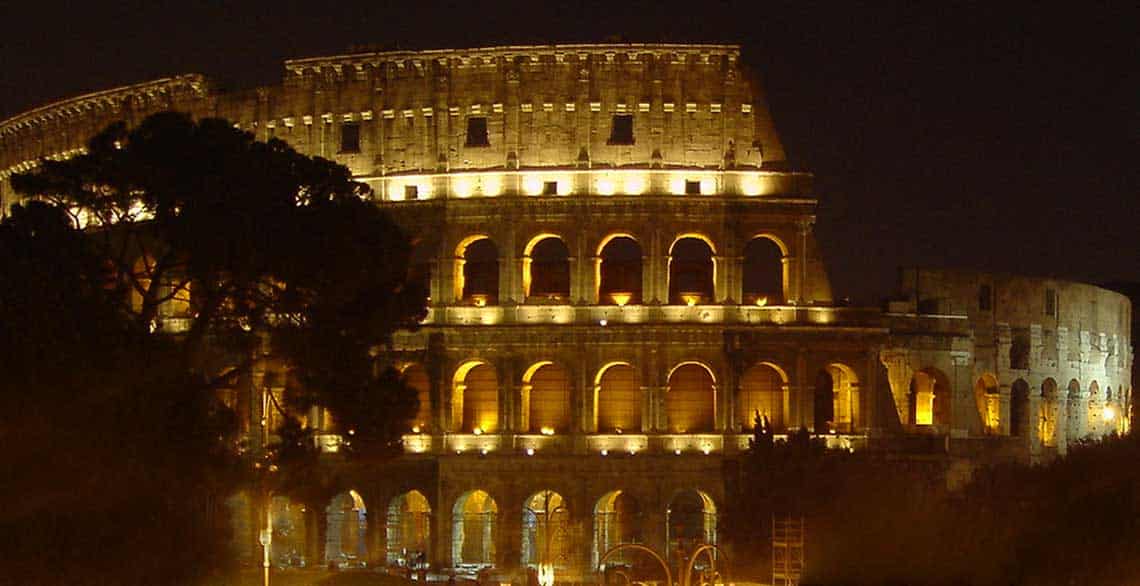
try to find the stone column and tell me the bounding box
[500,225,519,304]
[998,383,1012,436]
[648,229,665,304]
[1055,387,1069,454]
[879,349,913,426]
[713,254,728,304]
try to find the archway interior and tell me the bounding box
[669,238,714,305]
[1066,379,1083,440]
[453,490,498,568]
[528,237,570,299]
[739,363,784,431]
[593,490,640,569]
[974,374,1000,434]
[666,364,716,433]
[1087,381,1102,434]
[667,490,716,561]
[596,364,641,433]
[526,363,571,433]
[742,237,784,304]
[387,490,432,566]
[403,363,432,432]
[272,495,308,568]
[598,236,642,305]
[1010,379,1030,437]
[1039,378,1059,446]
[456,363,498,433]
[325,490,367,567]
[909,368,948,426]
[461,238,499,303]
[522,490,570,569]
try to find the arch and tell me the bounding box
[1087,381,1102,435]
[593,490,641,569]
[1010,379,1030,437]
[813,364,861,432]
[595,362,641,433]
[738,362,787,431]
[742,236,786,305]
[524,234,570,299]
[402,363,432,433]
[666,490,717,560]
[597,235,643,305]
[522,490,571,569]
[1066,379,1084,441]
[386,490,432,566]
[456,235,499,304]
[669,233,718,255]
[668,236,715,305]
[974,373,1000,434]
[523,362,571,433]
[271,495,309,568]
[452,490,498,568]
[909,367,949,427]
[666,363,717,433]
[1039,378,1060,447]
[325,490,367,568]
[453,361,499,433]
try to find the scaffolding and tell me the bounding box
[772,515,804,586]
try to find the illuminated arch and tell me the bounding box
[521,490,570,569]
[1039,378,1060,447]
[814,363,861,432]
[454,235,498,303]
[597,234,643,305]
[1066,379,1084,441]
[743,235,786,305]
[1010,379,1030,437]
[387,490,432,566]
[452,360,498,433]
[738,362,788,431]
[974,373,1000,434]
[666,489,717,558]
[668,235,716,305]
[1088,381,1103,435]
[523,234,570,299]
[593,490,641,569]
[521,361,571,433]
[594,361,641,433]
[325,490,367,567]
[452,490,498,567]
[748,232,789,256]
[666,362,717,433]
[402,363,432,433]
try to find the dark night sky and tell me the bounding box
[2,1,1136,303]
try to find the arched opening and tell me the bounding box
[668,236,715,305]
[457,237,499,305]
[452,490,498,568]
[974,374,1000,434]
[402,363,432,433]
[593,490,641,569]
[812,370,834,433]
[409,239,434,302]
[1066,379,1083,441]
[1010,379,1030,437]
[523,362,571,433]
[738,363,786,432]
[521,491,570,569]
[1039,378,1059,447]
[666,363,716,433]
[598,235,642,305]
[272,495,309,568]
[325,490,367,568]
[386,490,431,567]
[666,490,716,562]
[742,236,785,305]
[909,368,949,426]
[595,363,641,433]
[1009,331,1030,370]
[130,253,192,318]
[453,362,499,434]
[525,236,570,300]
[1087,381,1102,435]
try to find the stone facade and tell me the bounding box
[1,43,1132,579]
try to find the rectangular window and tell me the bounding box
[465,117,489,147]
[608,114,634,145]
[685,180,701,195]
[340,123,361,153]
[542,181,559,196]
[1045,288,1057,317]
[978,284,992,311]
[404,185,419,200]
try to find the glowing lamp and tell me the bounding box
[472,427,483,436]
[680,293,703,307]
[471,294,488,307]
[537,564,555,586]
[540,426,555,436]
[599,319,608,326]
[1104,406,1116,422]
[596,178,616,195]
[453,177,474,198]
[610,292,632,307]
[754,296,768,307]
[480,448,488,455]
[622,175,646,195]
[526,447,535,456]
[674,448,682,456]
[600,449,608,456]
[411,425,421,434]
[702,447,711,455]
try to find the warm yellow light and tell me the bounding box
[622,175,646,195]
[1104,406,1116,422]
[674,448,682,455]
[741,174,763,196]
[471,294,488,307]
[483,176,502,197]
[669,177,687,195]
[540,426,555,436]
[472,427,483,436]
[681,293,702,307]
[754,296,768,307]
[610,292,632,307]
[600,449,608,456]
[537,564,555,586]
[700,178,716,194]
[411,425,421,434]
[526,447,535,456]
[453,177,474,198]
[523,176,544,195]
[596,178,616,195]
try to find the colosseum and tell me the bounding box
[0,43,1132,579]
